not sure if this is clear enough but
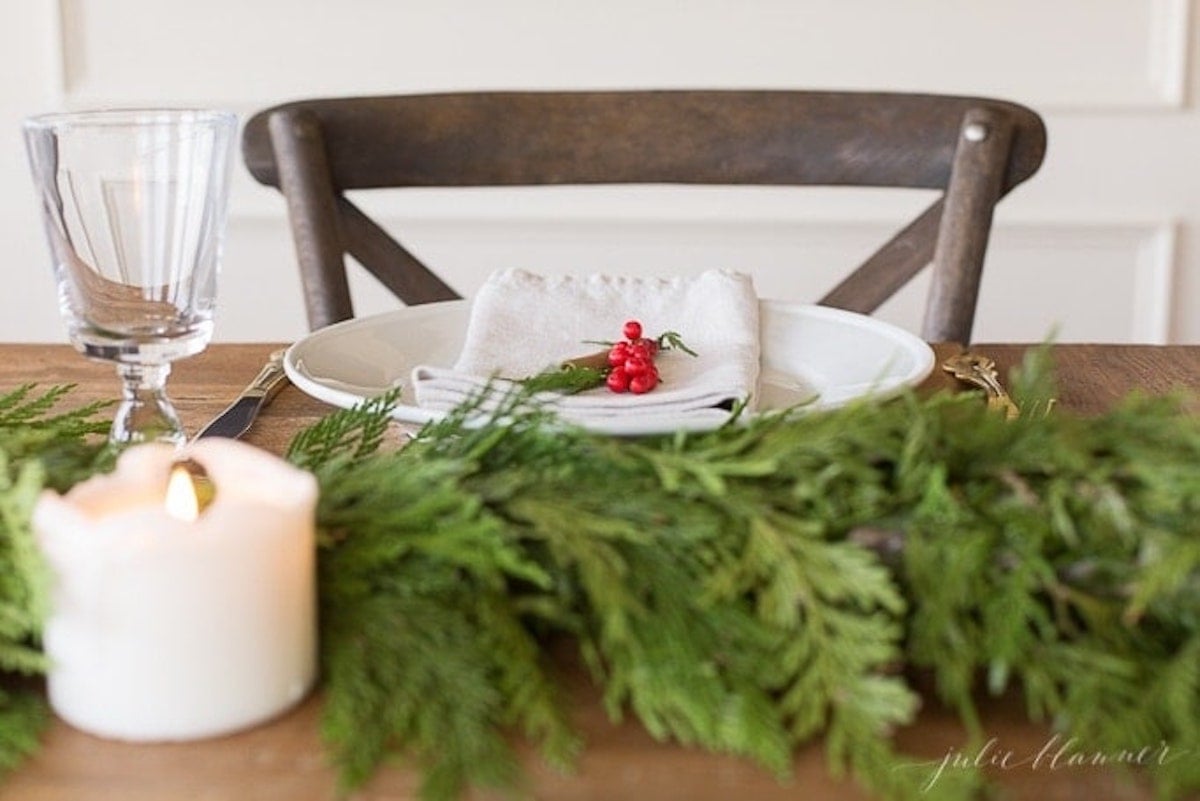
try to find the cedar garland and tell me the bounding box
[0,353,1197,801]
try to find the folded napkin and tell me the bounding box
[412,268,760,425]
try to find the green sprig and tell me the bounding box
[291,351,1200,801]
[520,329,699,395]
[0,385,111,777]
[516,365,608,395]
[656,329,698,356]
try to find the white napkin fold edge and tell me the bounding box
[413,268,761,421]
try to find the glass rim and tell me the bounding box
[23,108,238,131]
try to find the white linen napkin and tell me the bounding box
[412,268,760,425]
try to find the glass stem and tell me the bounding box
[110,363,185,446]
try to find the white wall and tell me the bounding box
[2,0,1198,344]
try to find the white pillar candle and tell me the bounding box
[33,439,318,742]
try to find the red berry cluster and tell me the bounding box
[605,320,660,394]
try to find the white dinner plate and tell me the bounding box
[284,300,935,435]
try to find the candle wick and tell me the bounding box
[167,458,217,520]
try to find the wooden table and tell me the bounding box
[0,342,1197,801]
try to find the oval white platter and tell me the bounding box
[284,300,935,436]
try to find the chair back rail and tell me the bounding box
[244,91,1046,341]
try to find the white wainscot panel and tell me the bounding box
[59,0,1189,111]
[1172,223,1200,344]
[256,214,1173,346]
[881,223,1175,344]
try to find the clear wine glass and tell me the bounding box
[23,109,237,446]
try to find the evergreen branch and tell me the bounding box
[0,366,1194,801]
[293,371,1200,801]
[0,687,48,775]
[285,387,399,470]
[0,385,112,779]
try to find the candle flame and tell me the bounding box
[165,465,200,523]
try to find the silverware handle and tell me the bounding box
[244,349,289,401]
[941,352,1021,420]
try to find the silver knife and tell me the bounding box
[194,349,290,440]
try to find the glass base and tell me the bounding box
[110,363,185,446]
[69,326,211,447]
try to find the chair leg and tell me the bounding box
[268,108,355,330]
[923,107,1015,344]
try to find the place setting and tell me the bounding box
[284,267,937,436]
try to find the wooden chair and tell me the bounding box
[242,91,1046,342]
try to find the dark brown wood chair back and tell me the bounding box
[242,91,1046,341]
